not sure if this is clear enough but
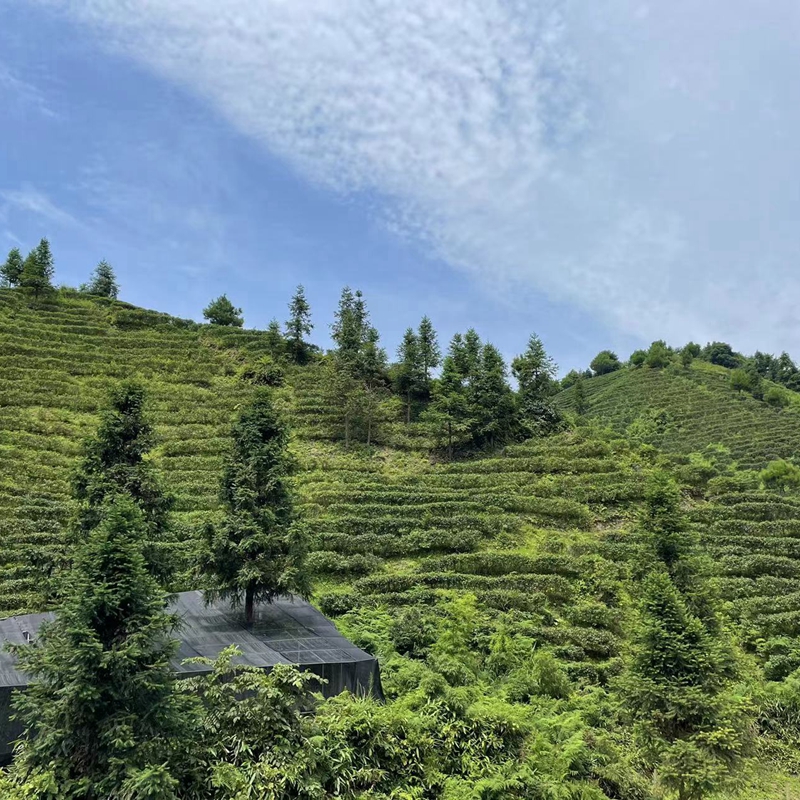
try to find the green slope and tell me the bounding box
[4,289,800,795]
[556,360,800,470]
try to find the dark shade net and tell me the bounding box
[0,591,382,761]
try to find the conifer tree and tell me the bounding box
[265,318,285,359]
[73,381,174,583]
[285,284,313,363]
[197,390,309,626]
[417,316,441,391]
[81,259,119,299]
[511,333,558,407]
[7,499,190,797]
[624,571,751,800]
[460,328,482,382]
[421,354,472,459]
[395,327,423,422]
[0,247,24,287]
[469,343,517,449]
[203,294,243,327]
[20,238,54,300]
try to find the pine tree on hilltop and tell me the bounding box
[285,284,313,364]
[7,499,190,797]
[81,259,119,299]
[395,327,423,423]
[73,381,174,584]
[197,390,310,626]
[20,238,54,301]
[0,247,24,287]
[203,294,243,327]
[417,316,441,392]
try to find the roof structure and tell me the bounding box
[0,591,382,761]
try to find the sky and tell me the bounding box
[2,1,800,374]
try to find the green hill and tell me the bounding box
[556,360,800,470]
[3,288,800,797]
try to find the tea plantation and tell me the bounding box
[5,287,800,797]
[556,360,800,470]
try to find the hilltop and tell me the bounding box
[3,285,800,797]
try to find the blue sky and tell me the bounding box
[2,1,800,374]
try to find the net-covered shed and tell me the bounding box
[0,591,382,761]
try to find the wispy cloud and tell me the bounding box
[31,0,800,352]
[0,63,59,119]
[0,185,83,230]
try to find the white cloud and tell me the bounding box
[0,185,83,229]
[31,0,800,351]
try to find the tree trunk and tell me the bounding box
[344,413,350,448]
[245,586,255,628]
[406,391,411,423]
[447,420,453,461]
[367,415,372,447]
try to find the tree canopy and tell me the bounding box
[203,294,243,327]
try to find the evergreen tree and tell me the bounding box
[512,333,557,400]
[203,294,243,327]
[264,318,285,359]
[461,328,482,382]
[623,570,751,800]
[197,391,310,626]
[285,284,313,364]
[331,286,368,365]
[20,238,54,300]
[469,343,517,449]
[7,499,190,797]
[395,327,423,422]
[417,316,441,390]
[421,354,472,459]
[81,259,119,299]
[0,247,24,287]
[73,381,174,584]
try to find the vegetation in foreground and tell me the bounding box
[2,246,800,797]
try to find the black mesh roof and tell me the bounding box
[0,591,382,761]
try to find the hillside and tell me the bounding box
[555,360,800,470]
[4,288,800,796]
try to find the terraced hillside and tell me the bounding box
[556,361,800,470]
[0,288,279,614]
[5,289,800,795]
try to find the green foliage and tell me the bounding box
[395,326,424,422]
[764,385,790,408]
[417,315,441,391]
[702,341,743,369]
[573,375,587,415]
[1,247,24,287]
[80,260,119,299]
[73,380,174,583]
[203,294,243,327]
[20,238,55,300]
[629,349,647,367]
[237,355,285,387]
[590,350,622,376]
[197,390,310,624]
[644,340,672,369]
[5,499,190,798]
[760,460,800,494]
[623,571,752,800]
[285,284,312,364]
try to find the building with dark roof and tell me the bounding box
[0,591,382,761]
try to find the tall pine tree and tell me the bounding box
[81,260,119,299]
[285,284,313,364]
[417,316,441,392]
[73,381,174,584]
[197,390,310,626]
[0,247,24,287]
[395,327,423,423]
[20,238,54,300]
[7,499,190,798]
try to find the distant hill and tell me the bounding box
[555,360,800,470]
